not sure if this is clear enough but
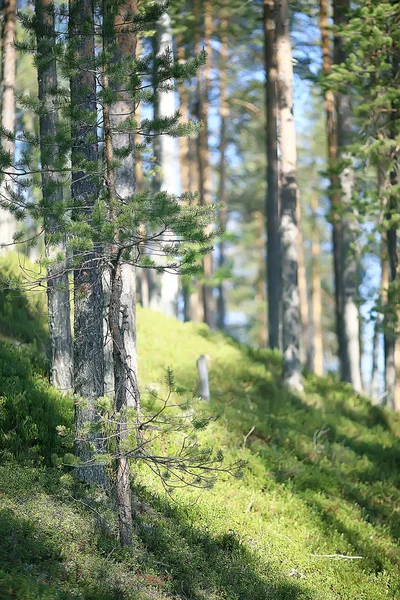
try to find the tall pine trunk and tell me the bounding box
[263,0,280,350]
[0,0,17,253]
[153,4,179,318]
[216,21,228,331]
[69,0,106,486]
[310,190,324,376]
[276,0,303,391]
[194,0,214,328]
[36,0,73,393]
[333,0,362,392]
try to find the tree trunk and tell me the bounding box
[296,193,310,366]
[333,0,362,392]
[194,0,214,328]
[69,0,106,486]
[255,211,268,347]
[153,4,179,318]
[0,0,17,253]
[102,5,141,543]
[276,0,303,391]
[177,41,192,321]
[310,190,324,376]
[103,0,139,409]
[386,170,399,410]
[36,0,73,393]
[263,0,280,350]
[217,22,228,332]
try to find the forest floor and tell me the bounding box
[0,255,399,599]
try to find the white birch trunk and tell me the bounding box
[276,0,303,392]
[0,0,17,253]
[152,6,179,318]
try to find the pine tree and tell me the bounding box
[17,0,215,545]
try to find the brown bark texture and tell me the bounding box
[263,0,281,350]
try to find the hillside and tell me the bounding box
[0,264,399,599]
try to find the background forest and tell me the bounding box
[0,0,399,599]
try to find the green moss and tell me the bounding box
[0,297,399,598]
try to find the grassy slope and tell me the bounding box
[0,276,399,599]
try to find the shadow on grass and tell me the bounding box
[0,342,73,463]
[0,507,67,600]
[135,487,313,600]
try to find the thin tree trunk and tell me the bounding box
[69,0,106,486]
[263,0,280,350]
[310,190,323,376]
[177,41,192,321]
[36,0,73,393]
[296,193,310,366]
[255,211,268,347]
[102,0,142,544]
[276,0,303,391]
[104,0,139,408]
[217,21,228,331]
[133,39,150,310]
[386,167,399,410]
[194,0,214,328]
[333,0,362,392]
[370,225,385,403]
[0,0,17,253]
[319,0,344,377]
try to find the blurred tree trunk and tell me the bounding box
[153,4,179,318]
[177,40,192,321]
[386,165,399,411]
[36,0,73,393]
[263,0,280,350]
[134,37,150,310]
[255,211,268,347]
[311,190,323,376]
[0,0,17,253]
[296,194,310,366]
[217,20,228,331]
[69,0,106,486]
[194,0,214,328]
[333,0,362,392]
[276,0,303,391]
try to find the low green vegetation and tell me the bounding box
[0,260,399,599]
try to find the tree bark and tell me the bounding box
[263,0,280,350]
[153,4,179,318]
[310,190,324,376]
[36,0,73,393]
[276,0,303,391]
[0,0,17,253]
[194,0,214,328]
[69,0,106,486]
[217,21,228,332]
[333,0,362,392]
